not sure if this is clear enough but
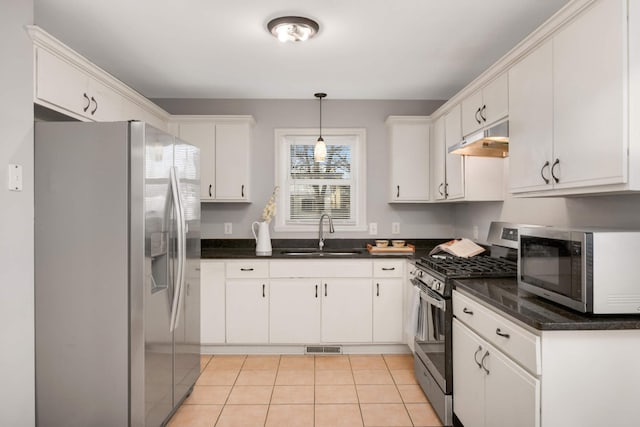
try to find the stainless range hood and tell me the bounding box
[448,120,509,158]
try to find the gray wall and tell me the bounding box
[1,0,35,425]
[453,161,640,243]
[155,98,457,239]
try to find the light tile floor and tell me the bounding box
[167,354,443,427]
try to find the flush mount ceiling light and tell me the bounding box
[267,16,319,43]
[314,92,327,163]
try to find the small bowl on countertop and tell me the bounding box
[375,240,389,248]
[391,240,405,248]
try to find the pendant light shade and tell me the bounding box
[314,92,327,163]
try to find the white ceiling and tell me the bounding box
[34,0,570,100]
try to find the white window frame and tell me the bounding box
[274,128,367,232]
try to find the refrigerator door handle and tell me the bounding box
[169,167,186,332]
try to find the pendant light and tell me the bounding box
[314,92,327,163]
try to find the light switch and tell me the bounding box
[224,223,232,235]
[8,164,22,192]
[392,222,400,235]
[369,222,378,235]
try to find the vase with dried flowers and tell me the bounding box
[252,187,278,256]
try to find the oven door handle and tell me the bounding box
[420,288,446,311]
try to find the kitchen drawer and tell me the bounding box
[225,260,269,278]
[373,260,404,277]
[269,260,372,278]
[453,290,541,375]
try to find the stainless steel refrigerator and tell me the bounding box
[35,121,201,426]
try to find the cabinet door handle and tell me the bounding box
[240,268,254,272]
[262,283,266,298]
[376,283,380,297]
[90,96,98,115]
[396,185,400,198]
[241,184,245,198]
[444,183,449,197]
[473,345,483,369]
[315,284,318,298]
[381,267,395,271]
[480,105,487,122]
[481,351,490,375]
[324,283,327,297]
[462,307,473,315]
[209,184,212,197]
[496,328,510,339]
[438,182,444,196]
[540,161,550,184]
[83,93,91,112]
[475,107,482,124]
[551,158,560,183]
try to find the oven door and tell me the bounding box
[412,279,450,393]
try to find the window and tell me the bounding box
[274,128,367,232]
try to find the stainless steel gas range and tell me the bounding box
[410,222,521,426]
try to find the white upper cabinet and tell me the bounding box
[28,26,169,130]
[171,116,254,202]
[430,116,447,201]
[508,0,631,195]
[429,104,504,203]
[508,40,554,193]
[215,122,251,201]
[443,105,465,200]
[387,116,430,203]
[431,108,464,201]
[551,0,626,189]
[461,73,508,136]
[176,122,216,200]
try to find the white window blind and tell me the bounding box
[275,129,367,231]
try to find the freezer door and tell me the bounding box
[173,139,202,404]
[138,124,177,427]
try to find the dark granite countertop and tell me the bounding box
[201,238,442,260]
[453,278,640,331]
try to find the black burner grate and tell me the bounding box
[416,255,517,279]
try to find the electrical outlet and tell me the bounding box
[369,222,378,235]
[224,223,232,235]
[472,225,479,240]
[392,222,400,235]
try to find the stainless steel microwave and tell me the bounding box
[518,227,640,314]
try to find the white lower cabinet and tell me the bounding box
[321,279,373,343]
[209,258,408,346]
[453,319,540,427]
[372,260,405,343]
[269,279,321,343]
[225,279,269,344]
[200,260,225,344]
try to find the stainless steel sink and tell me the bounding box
[279,249,364,256]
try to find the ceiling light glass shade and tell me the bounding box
[314,137,327,163]
[267,16,319,43]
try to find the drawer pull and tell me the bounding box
[481,351,490,375]
[496,328,510,339]
[473,345,483,369]
[462,307,474,315]
[240,268,254,272]
[381,267,395,271]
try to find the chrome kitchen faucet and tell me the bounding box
[318,213,334,251]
